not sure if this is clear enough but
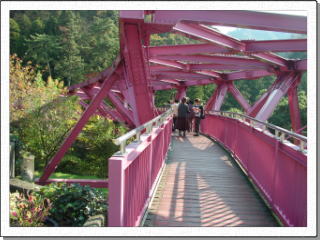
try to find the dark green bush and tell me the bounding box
[37,182,107,226]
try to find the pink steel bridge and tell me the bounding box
[36,10,307,227]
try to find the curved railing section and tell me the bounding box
[108,109,173,226]
[201,111,307,227]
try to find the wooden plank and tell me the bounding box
[144,133,278,227]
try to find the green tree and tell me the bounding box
[10,18,21,55]
[10,55,82,170]
[55,11,85,86]
[25,33,62,77]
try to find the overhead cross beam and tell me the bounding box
[244,39,307,52]
[152,10,307,34]
[173,22,290,68]
[148,39,307,57]
[173,22,245,51]
[154,54,271,68]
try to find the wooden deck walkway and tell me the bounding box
[143,133,279,227]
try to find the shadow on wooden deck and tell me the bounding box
[143,132,279,227]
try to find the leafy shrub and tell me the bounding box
[10,191,52,227]
[57,116,127,178]
[10,55,82,170]
[38,182,107,226]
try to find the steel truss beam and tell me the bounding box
[295,59,307,71]
[82,87,126,122]
[189,64,266,71]
[148,39,306,58]
[175,86,187,100]
[173,22,245,51]
[227,83,251,112]
[148,44,231,57]
[255,72,301,122]
[152,10,307,34]
[243,39,307,52]
[226,70,275,81]
[154,71,214,79]
[205,84,228,111]
[38,59,122,183]
[120,20,156,125]
[107,91,135,128]
[288,75,302,133]
[173,22,289,68]
[154,54,271,68]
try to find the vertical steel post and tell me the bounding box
[108,157,125,226]
[288,75,302,133]
[120,11,156,125]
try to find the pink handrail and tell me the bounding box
[201,113,307,226]
[108,111,173,226]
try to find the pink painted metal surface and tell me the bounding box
[120,20,155,125]
[39,179,108,188]
[255,72,301,122]
[108,117,173,226]
[201,114,307,226]
[288,78,302,135]
[148,43,230,57]
[152,10,307,33]
[226,69,274,81]
[205,84,228,111]
[155,54,271,68]
[227,83,251,112]
[175,86,187,101]
[244,39,307,52]
[173,22,245,51]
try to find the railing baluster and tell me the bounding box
[206,110,306,151]
[109,108,173,226]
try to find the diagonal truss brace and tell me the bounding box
[227,83,251,113]
[81,87,124,122]
[37,60,122,183]
[205,84,228,111]
[255,72,301,122]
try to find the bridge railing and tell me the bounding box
[108,109,173,226]
[201,111,307,226]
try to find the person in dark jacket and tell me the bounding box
[193,98,204,136]
[176,97,190,137]
[187,99,195,132]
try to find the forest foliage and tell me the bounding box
[9,11,307,177]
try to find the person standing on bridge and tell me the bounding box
[171,99,179,132]
[176,97,189,137]
[187,99,195,132]
[193,98,204,136]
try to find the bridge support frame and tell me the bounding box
[120,13,156,125]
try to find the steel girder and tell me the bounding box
[151,10,307,33]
